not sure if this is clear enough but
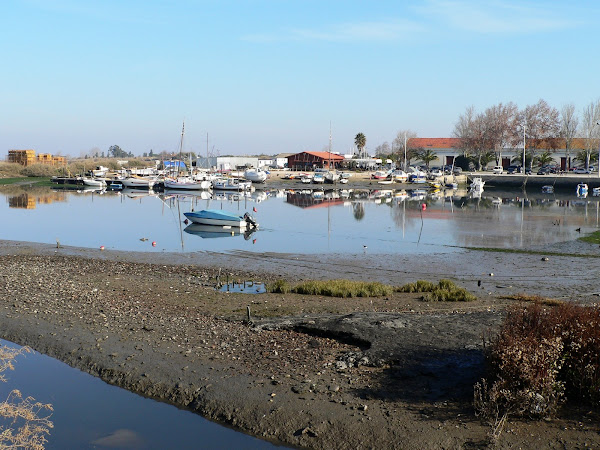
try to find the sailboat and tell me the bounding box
[324,122,340,184]
[164,122,212,190]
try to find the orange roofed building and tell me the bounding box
[287,151,345,171]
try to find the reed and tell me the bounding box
[266,279,392,298]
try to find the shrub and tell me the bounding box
[476,303,600,433]
[19,164,61,177]
[266,279,291,294]
[397,279,476,302]
[293,279,393,298]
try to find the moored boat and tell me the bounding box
[577,183,588,197]
[121,175,156,189]
[213,178,253,191]
[243,168,268,183]
[164,176,211,190]
[183,209,258,229]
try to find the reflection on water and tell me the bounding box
[0,340,277,449]
[1,186,599,254]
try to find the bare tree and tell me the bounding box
[393,130,417,170]
[518,99,560,170]
[483,102,519,165]
[581,99,600,169]
[453,106,491,169]
[560,103,578,170]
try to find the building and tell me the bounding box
[8,149,66,166]
[286,151,345,171]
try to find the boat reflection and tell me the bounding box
[184,223,257,240]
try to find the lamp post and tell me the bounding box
[597,121,600,178]
[522,123,526,175]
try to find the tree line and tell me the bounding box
[369,98,600,170]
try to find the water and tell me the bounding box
[1,186,598,254]
[0,340,278,449]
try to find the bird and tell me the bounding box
[575,227,581,232]
[139,237,148,241]
[363,245,368,253]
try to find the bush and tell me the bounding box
[476,303,600,428]
[19,164,61,177]
[266,279,291,294]
[397,279,476,302]
[293,279,393,298]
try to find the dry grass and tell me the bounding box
[397,279,477,302]
[501,293,563,306]
[267,279,393,298]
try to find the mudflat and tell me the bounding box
[0,239,599,449]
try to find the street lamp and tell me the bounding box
[521,123,527,175]
[597,121,600,178]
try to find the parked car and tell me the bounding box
[537,167,551,175]
[507,165,521,174]
[574,167,591,174]
[492,165,503,174]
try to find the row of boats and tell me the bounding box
[78,168,268,192]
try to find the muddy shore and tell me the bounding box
[1,239,599,449]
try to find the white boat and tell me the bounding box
[121,176,156,189]
[183,209,258,229]
[391,170,408,182]
[243,168,268,183]
[593,187,600,197]
[371,170,391,180]
[542,185,554,194]
[184,223,257,239]
[83,178,106,188]
[91,166,109,177]
[324,171,341,184]
[300,175,312,184]
[312,173,325,184]
[470,177,485,191]
[212,178,253,191]
[577,183,588,197]
[164,176,211,190]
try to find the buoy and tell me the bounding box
[253,207,257,212]
[152,241,156,247]
[100,245,105,251]
[421,203,427,210]
[253,239,256,244]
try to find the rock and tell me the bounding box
[335,361,348,371]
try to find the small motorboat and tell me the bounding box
[470,177,485,191]
[183,209,258,229]
[593,187,600,197]
[213,178,253,191]
[164,176,211,190]
[243,168,268,183]
[83,177,106,188]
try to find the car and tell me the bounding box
[537,167,550,175]
[574,167,591,174]
[492,165,503,174]
[507,165,521,174]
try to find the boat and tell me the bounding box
[312,173,325,184]
[390,170,408,182]
[82,178,106,188]
[212,178,253,191]
[577,183,588,197]
[339,177,349,184]
[300,175,313,184]
[324,171,341,184]
[164,176,211,190]
[593,187,600,197]
[91,166,109,177]
[542,185,554,194]
[378,180,394,185]
[470,177,485,191]
[106,180,123,190]
[184,223,257,239]
[183,209,258,229]
[243,168,268,183]
[371,170,390,180]
[121,175,156,189]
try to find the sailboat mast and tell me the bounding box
[179,121,185,175]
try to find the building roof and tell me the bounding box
[292,151,345,160]
[408,138,462,149]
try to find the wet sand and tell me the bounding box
[1,239,599,448]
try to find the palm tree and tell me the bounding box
[536,150,555,168]
[415,149,438,169]
[355,133,366,158]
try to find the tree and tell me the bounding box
[536,150,556,167]
[483,102,519,164]
[560,103,578,170]
[354,133,366,158]
[392,130,417,170]
[415,148,438,169]
[581,99,600,169]
[374,142,391,159]
[108,145,128,158]
[518,99,560,170]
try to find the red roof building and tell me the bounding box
[287,151,345,171]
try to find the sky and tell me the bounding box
[1,0,599,158]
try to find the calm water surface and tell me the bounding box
[1,186,599,254]
[0,340,278,449]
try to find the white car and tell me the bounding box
[492,166,503,174]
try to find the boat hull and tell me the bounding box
[184,209,251,228]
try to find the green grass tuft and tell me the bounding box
[397,279,476,302]
[578,230,600,244]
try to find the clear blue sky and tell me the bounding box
[1,0,598,157]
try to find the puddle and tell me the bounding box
[219,281,266,294]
